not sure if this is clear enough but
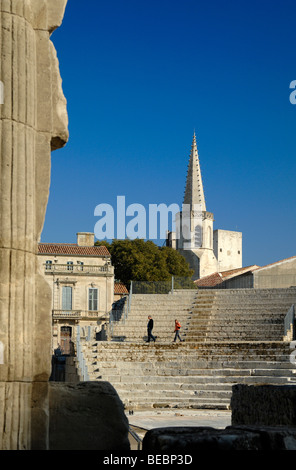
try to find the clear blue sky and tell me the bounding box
[42,0,296,269]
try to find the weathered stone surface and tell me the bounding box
[143,385,296,451]
[231,384,296,426]
[0,0,68,450]
[142,425,296,451]
[48,382,130,451]
[142,426,262,451]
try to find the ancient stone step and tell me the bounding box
[91,362,296,377]
[120,396,232,410]
[87,340,293,355]
[77,287,296,410]
[91,356,294,373]
[90,374,296,391]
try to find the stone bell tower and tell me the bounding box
[176,133,218,279]
[172,132,242,279]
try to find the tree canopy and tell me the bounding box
[95,239,193,287]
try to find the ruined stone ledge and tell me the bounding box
[48,381,130,450]
[142,425,296,451]
[142,385,296,451]
[231,384,296,426]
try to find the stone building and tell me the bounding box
[194,255,296,289]
[38,232,114,354]
[167,133,242,279]
[221,256,296,289]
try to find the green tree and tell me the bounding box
[95,239,193,287]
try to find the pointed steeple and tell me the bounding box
[183,132,206,212]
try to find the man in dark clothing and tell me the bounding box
[147,316,156,342]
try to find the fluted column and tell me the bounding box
[0,0,68,450]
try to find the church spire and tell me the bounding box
[183,132,206,212]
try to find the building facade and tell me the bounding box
[38,232,114,354]
[168,133,242,279]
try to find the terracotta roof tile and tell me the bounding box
[219,265,260,279]
[194,272,223,287]
[38,243,111,257]
[194,265,260,287]
[114,282,129,294]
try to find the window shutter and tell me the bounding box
[62,286,72,310]
[89,288,98,311]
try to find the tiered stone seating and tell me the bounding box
[110,290,196,343]
[186,288,296,342]
[82,341,296,410]
[79,287,296,410]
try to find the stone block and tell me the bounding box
[142,425,296,451]
[231,384,296,426]
[142,426,261,450]
[48,381,130,450]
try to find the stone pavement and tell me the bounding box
[127,408,232,449]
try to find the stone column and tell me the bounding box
[0,0,68,450]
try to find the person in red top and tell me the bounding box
[173,319,184,342]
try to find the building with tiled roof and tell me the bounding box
[195,256,296,289]
[194,272,224,287]
[195,265,260,288]
[114,281,129,301]
[114,282,129,295]
[38,232,114,354]
[38,243,111,257]
[251,256,296,288]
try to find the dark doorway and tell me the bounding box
[60,326,72,355]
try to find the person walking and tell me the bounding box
[147,315,156,343]
[173,319,184,342]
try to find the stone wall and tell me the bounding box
[213,229,242,272]
[254,257,296,288]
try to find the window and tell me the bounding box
[78,261,84,271]
[45,260,52,270]
[194,225,202,248]
[89,288,98,311]
[67,261,73,271]
[62,286,72,310]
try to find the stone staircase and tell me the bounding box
[186,288,296,342]
[78,288,296,410]
[110,290,196,343]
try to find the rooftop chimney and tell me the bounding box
[77,232,95,247]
